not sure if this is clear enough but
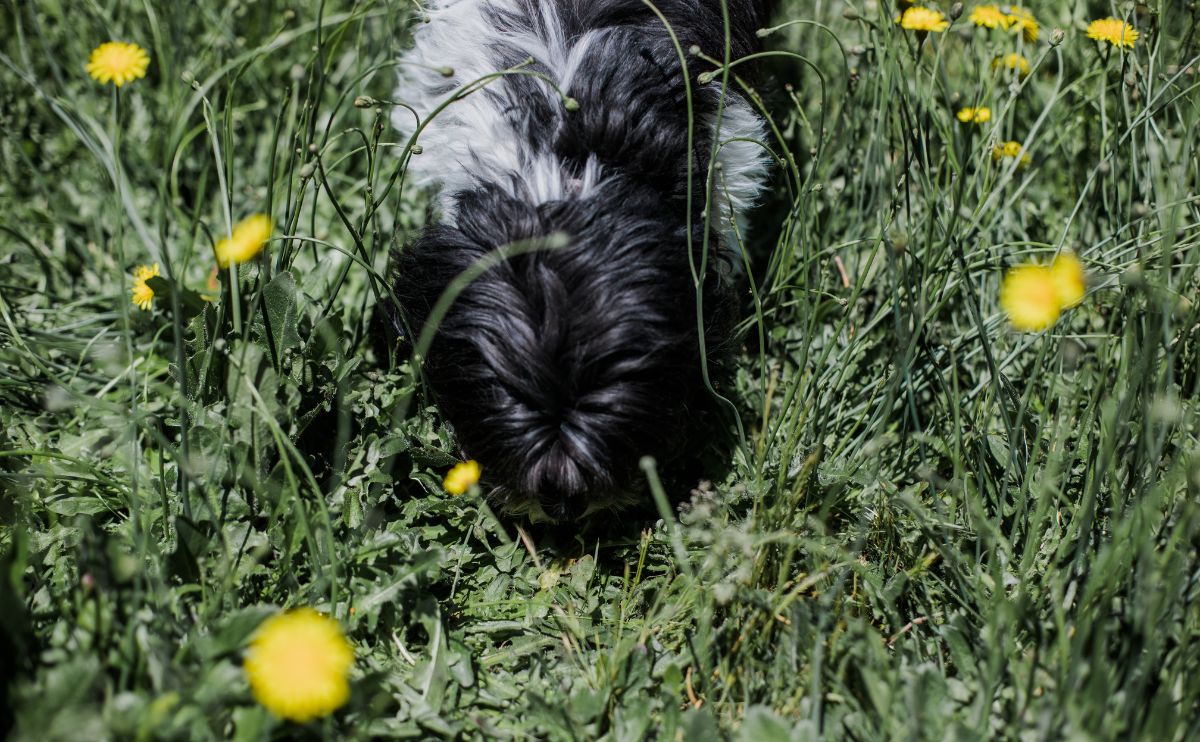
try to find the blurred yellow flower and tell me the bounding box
[992,140,1031,168]
[969,5,1007,29]
[899,7,950,33]
[244,608,353,723]
[1000,264,1060,331]
[1006,7,1038,43]
[1087,18,1139,48]
[215,214,273,268]
[130,263,160,311]
[86,42,150,87]
[957,106,992,124]
[1000,253,1087,331]
[443,460,482,495]
[993,53,1031,76]
[1050,252,1086,308]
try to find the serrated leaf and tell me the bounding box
[256,271,302,360]
[44,495,112,516]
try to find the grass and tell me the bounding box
[2,0,1199,739]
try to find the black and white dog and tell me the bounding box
[388,0,774,520]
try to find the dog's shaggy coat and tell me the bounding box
[388,0,774,519]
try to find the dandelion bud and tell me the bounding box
[697,71,714,84]
[410,144,423,155]
[439,66,454,78]
[353,95,377,108]
[1097,160,1111,177]
[290,64,305,81]
[1133,202,1150,218]
[949,3,963,21]
[755,28,770,38]
[283,9,297,22]
[563,97,580,112]
[299,163,316,179]
[307,143,318,154]
[842,8,860,20]
[1050,29,1065,46]
[180,70,194,84]
[688,44,702,56]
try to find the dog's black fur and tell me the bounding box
[387,0,775,520]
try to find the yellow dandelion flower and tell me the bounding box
[443,460,482,495]
[1087,18,1139,49]
[130,263,160,311]
[1006,7,1038,43]
[969,5,1008,29]
[898,7,950,33]
[1050,252,1086,308]
[1000,264,1061,331]
[992,140,1031,168]
[244,608,354,723]
[86,42,150,87]
[957,106,992,124]
[215,214,273,268]
[992,53,1031,77]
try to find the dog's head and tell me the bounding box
[387,178,736,519]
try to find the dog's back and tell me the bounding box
[389,0,773,519]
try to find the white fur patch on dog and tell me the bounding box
[708,93,771,247]
[392,0,596,217]
[393,0,770,230]
[712,94,771,216]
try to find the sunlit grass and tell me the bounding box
[1,1,1199,739]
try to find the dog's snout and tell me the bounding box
[545,496,587,521]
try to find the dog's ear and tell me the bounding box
[377,295,420,369]
[387,224,492,339]
[369,296,407,369]
[377,292,408,344]
[375,225,478,369]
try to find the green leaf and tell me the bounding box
[681,708,721,741]
[739,706,795,742]
[256,271,302,360]
[231,705,273,742]
[194,605,277,659]
[145,275,209,316]
[415,599,450,713]
[44,495,112,516]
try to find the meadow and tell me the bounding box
[2,0,1199,739]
